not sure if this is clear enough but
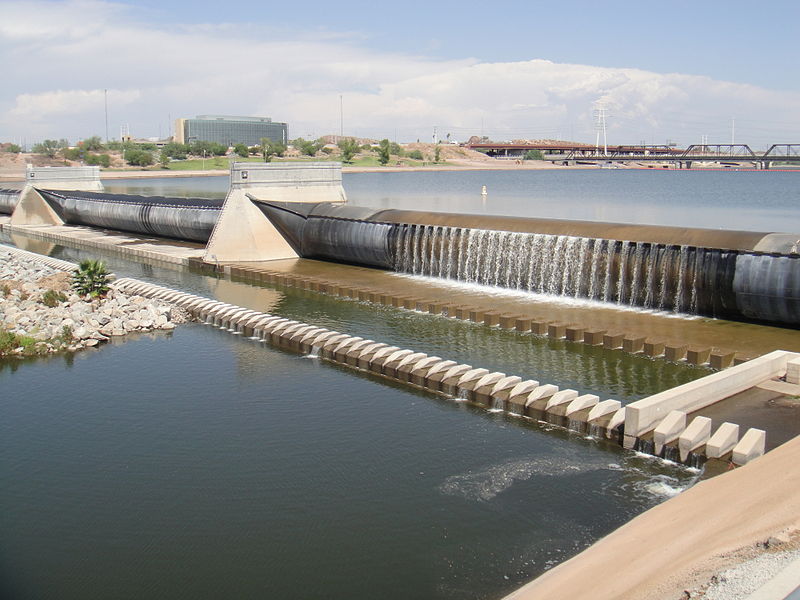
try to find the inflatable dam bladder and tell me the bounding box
[252,199,800,326]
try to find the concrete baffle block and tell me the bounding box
[449,368,490,397]
[505,380,540,414]
[603,333,624,350]
[392,352,429,380]
[407,357,443,386]
[524,383,559,418]
[583,330,606,346]
[678,416,712,462]
[485,375,524,409]
[530,320,549,335]
[377,349,413,376]
[427,363,471,392]
[706,422,740,459]
[653,410,687,456]
[587,400,622,424]
[419,360,458,389]
[499,314,520,329]
[687,347,712,365]
[545,389,579,412]
[710,351,736,370]
[468,309,486,323]
[565,326,585,342]
[466,372,507,405]
[548,323,567,339]
[454,306,472,320]
[623,336,646,353]
[565,394,600,419]
[483,312,501,327]
[732,428,766,465]
[644,341,666,358]
[514,318,532,333]
[665,344,688,362]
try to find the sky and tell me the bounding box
[1,0,799,148]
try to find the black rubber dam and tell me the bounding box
[2,188,798,326]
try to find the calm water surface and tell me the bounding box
[0,325,698,600]
[103,169,800,232]
[4,168,785,599]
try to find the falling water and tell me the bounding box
[393,224,727,316]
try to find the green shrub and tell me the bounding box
[524,149,544,160]
[407,150,424,160]
[42,289,67,307]
[72,260,111,298]
[60,325,74,343]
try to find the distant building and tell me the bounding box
[174,115,288,147]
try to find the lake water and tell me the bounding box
[2,168,793,599]
[1,325,698,600]
[103,168,800,232]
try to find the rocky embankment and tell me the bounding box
[1,247,190,356]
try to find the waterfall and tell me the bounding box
[392,224,731,318]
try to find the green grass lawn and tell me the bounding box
[103,154,448,172]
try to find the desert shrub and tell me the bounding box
[42,289,67,307]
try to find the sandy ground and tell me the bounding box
[504,434,800,600]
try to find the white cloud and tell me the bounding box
[8,88,141,120]
[1,0,798,146]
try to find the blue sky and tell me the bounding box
[112,0,800,91]
[1,0,798,146]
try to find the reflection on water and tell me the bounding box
[0,325,700,600]
[101,169,799,232]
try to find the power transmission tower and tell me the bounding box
[593,102,608,156]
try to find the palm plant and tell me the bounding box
[72,260,111,298]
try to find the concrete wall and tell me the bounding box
[203,162,346,263]
[24,165,103,191]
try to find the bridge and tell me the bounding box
[464,142,800,169]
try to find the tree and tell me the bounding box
[159,149,170,168]
[81,136,105,151]
[292,137,323,157]
[389,142,403,156]
[3,143,21,153]
[86,153,111,168]
[125,148,154,167]
[524,149,544,160]
[434,145,441,163]
[337,138,360,163]
[378,139,391,165]
[234,143,250,158]
[32,139,63,158]
[407,149,423,160]
[162,142,189,160]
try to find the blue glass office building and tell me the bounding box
[175,115,288,147]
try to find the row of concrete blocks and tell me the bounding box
[111,276,763,465]
[1,223,191,266]
[648,411,765,466]
[1,244,78,272]
[219,264,743,369]
[111,276,630,438]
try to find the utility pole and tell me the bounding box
[104,89,109,143]
[593,101,608,156]
[731,117,735,145]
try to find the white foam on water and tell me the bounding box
[389,272,702,321]
[304,353,319,359]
